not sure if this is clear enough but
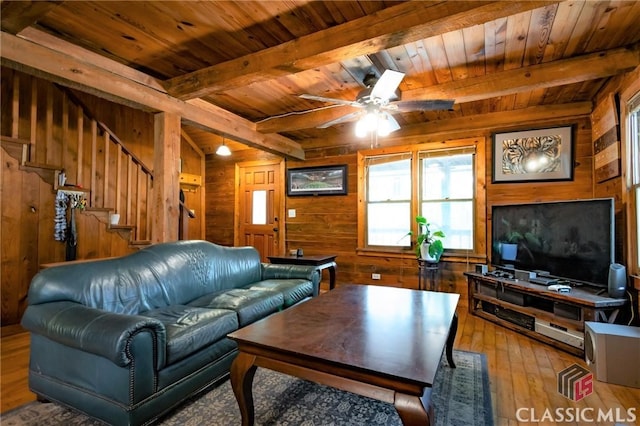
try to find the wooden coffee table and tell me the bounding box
[228,284,459,426]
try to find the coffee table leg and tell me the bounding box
[231,352,257,426]
[445,313,458,368]
[394,388,433,426]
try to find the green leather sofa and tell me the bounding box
[21,240,321,425]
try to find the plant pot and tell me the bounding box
[420,243,438,262]
[501,243,518,261]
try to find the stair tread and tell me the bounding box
[24,161,62,171]
[110,224,135,230]
[0,135,30,145]
[57,185,90,193]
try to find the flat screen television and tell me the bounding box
[491,198,615,287]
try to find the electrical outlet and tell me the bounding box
[372,273,381,280]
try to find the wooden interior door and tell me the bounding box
[235,160,285,261]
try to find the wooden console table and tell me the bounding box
[465,272,627,356]
[268,254,337,291]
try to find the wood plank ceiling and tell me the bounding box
[2,1,640,158]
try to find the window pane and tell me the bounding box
[636,186,640,267]
[630,97,640,272]
[422,201,473,250]
[422,154,473,200]
[367,202,410,246]
[632,107,640,185]
[252,190,266,225]
[421,152,474,250]
[368,158,411,201]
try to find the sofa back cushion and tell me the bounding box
[27,241,262,314]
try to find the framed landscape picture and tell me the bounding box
[287,165,347,196]
[492,126,574,183]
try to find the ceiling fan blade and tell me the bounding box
[317,111,362,129]
[370,70,405,101]
[388,99,455,112]
[299,94,360,107]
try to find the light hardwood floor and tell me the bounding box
[2,306,639,424]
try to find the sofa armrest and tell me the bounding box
[261,263,321,295]
[21,301,166,368]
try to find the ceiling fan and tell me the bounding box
[299,70,455,136]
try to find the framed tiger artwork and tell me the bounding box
[492,126,574,183]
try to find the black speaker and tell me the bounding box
[607,263,626,298]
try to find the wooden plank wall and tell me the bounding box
[205,114,600,304]
[593,67,640,317]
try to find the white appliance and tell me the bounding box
[534,319,584,349]
[584,322,640,388]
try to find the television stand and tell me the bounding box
[464,272,627,356]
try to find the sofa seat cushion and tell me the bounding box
[188,289,284,326]
[249,279,313,307]
[142,306,238,365]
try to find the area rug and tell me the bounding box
[1,350,493,426]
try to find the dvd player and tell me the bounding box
[535,319,583,349]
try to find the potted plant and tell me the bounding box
[411,215,446,262]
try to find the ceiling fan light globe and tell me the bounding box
[377,119,391,137]
[363,112,378,130]
[355,119,368,137]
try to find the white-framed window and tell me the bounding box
[358,138,486,257]
[420,147,475,250]
[627,92,640,274]
[365,153,412,246]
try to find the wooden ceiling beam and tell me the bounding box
[392,102,594,138]
[0,31,305,160]
[0,1,64,34]
[257,45,638,133]
[257,105,359,134]
[184,99,305,158]
[401,43,640,104]
[164,1,553,100]
[18,27,168,94]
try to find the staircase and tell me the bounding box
[1,70,154,247]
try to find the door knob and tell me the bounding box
[273,227,279,232]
